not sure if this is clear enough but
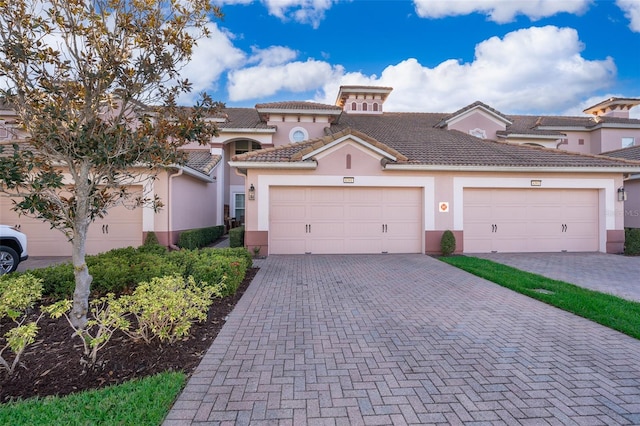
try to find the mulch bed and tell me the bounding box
[0,268,258,403]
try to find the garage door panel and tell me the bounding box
[464,188,599,253]
[347,238,383,254]
[270,187,422,254]
[271,205,306,220]
[311,238,345,254]
[347,205,382,220]
[311,205,344,220]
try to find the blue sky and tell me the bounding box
[181,0,640,117]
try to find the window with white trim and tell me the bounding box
[289,126,309,143]
[234,193,245,224]
[622,137,635,148]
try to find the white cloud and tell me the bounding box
[617,0,640,32]
[177,23,246,104]
[313,26,617,115]
[227,59,341,101]
[215,0,340,28]
[248,46,299,66]
[262,0,338,28]
[413,0,591,23]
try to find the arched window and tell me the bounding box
[351,102,357,111]
[346,154,351,169]
[373,103,379,112]
[362,103,368,111]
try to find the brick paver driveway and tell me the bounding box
[164,255,640,425]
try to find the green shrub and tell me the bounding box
[625,228,640,255]
[28,263,75,299]
[44,295,130,367]
[177,226,225,250]
[207,247,253,269]
[440,230,456,256]
[143,231,159,246]
[28,245,250,301]
[86,248,181,296]
[189,251,248,296]
[229,226,244,248]
[0,273,45,374]
[120,275,220,344]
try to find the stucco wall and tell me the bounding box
[447,111,506,140]
[624,178,640,228]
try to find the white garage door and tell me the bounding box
[1,194,143,256]
[270,187,423,254]
[463,188,599,253]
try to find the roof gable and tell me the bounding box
[437,101,512,128]
[293,128,408,162]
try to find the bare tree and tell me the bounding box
[0,0,223,328]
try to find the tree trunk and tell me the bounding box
[70,230,92,329]
[70,211,93,330]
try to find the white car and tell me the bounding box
[0,225,28,274]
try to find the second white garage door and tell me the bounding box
[1,195,143,256]
[270,187,423,254]
[463,188,599,253]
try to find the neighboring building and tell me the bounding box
[3,87,640,255]
[600,145,640,229]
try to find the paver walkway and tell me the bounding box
[473,252,640,302]
[164,254,640,425]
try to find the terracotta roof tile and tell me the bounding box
[602,145,640,162]
[185,151,221,175]
[217,108,273,130]
[255,101,342,111]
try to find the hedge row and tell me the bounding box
[25,245,252,300]
[625,228,640,256]
[229,226,244,248]
[177,225,226,250]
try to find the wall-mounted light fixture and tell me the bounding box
[248,184,255,201]
[618,187,627,202]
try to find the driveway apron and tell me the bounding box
[164,255,640,425]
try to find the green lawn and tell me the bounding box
[0,371,185,426]
[440,256,640,340]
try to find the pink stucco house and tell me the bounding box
[228,87,640,255]
[2,87,640,256]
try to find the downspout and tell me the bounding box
[168,168,183,250]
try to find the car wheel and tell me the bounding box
[0,246,19,274]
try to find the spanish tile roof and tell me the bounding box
[602,145,640,162]
[497,115,566,137]
[217,108,273,130]
[255,101,342,112]
[184,151,221,175]
[233,112,640,170]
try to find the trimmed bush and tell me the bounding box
[229,226,244,248]
[177,226,225,250]
[440,230,456,256]
[625,228,640,255]
[26,246,251,301]
[143,231,159,246]
[209,247,253,269]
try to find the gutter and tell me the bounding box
[228,161,317,170]
[382,164,640,173]
[167,168,183,250]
